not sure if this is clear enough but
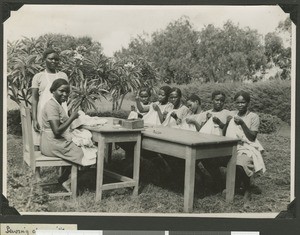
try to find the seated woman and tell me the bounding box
[128,88,151,119]
[162,87,190,127]
[199,90,232,135]
[226,91,266,199]
[179,94,203,131]
[143,85,173,126]
[198,91,233,193]
[40,79,95,190]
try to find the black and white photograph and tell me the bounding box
[3,4,295,217]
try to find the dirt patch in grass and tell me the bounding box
[5,132,291,215]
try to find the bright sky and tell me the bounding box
[4,5,288,57]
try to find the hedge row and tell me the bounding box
[7,107,283,136]
[172,80,291,124]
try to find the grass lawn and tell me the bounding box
[5,127,291,214]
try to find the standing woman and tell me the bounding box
[31,48,68,149]
[226,91,266,200]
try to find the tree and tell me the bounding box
[275,17,292,80]
[277,17,292,34]
[7,34,108,112]
[264,32,284,63]
[115,16,201,84]
[197,21,266,82]
[116,18,267,84]
[148,16,201,84]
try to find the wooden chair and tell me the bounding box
[20,105,78,198]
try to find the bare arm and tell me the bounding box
[234,116,257,141]
[31,88,40,132]
[152,103,165,124]
[136,98,150,113]
[49,111,79,138]
[240,122,257,141]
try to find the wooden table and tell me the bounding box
[83,118,143,201]
[142,126,239,213]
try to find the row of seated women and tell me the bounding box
[129,85,266,199]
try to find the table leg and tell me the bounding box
[105,143,113,164]
[184,147,196,213]
[133,135,141,196]
[226,145,237,201]
[96,136,106,202]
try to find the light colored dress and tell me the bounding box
[40,97,84,165]
[176,112,204,131]
[31,70,68,145]
[199,109,232,135]
[162,104,191,127]
[226,111,266,177]
[128,102,151,119]
[143,102,173,126]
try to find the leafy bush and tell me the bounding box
[258,113,282,134]
[7,109,22,136]
[174,80,291,123]
[87,110,130,119]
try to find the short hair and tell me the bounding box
[212,90,226,100]
[234,91,251,103]
[50,79,69,93]
[160,85,172,97]
[170,87,182,98]
[187,94,201,105]
[139,87,151,97]
[43,48,58,60]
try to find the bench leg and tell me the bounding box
[71,165,77,199]
[35,167,42,183]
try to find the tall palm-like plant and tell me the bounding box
[68,76,108,113]
[109,61,142,110]
[7,38,43,107]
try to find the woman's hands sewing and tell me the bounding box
[32,120,41,132]
[234,115,245,125]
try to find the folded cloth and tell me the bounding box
[70,127,97,166]
[199,117,223,136]
[71,111,108,129]
[226,118,266,175]
[71,129,94,147]
[174,119,197,131]
[81,146,97,166]
[128,111,139,120]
